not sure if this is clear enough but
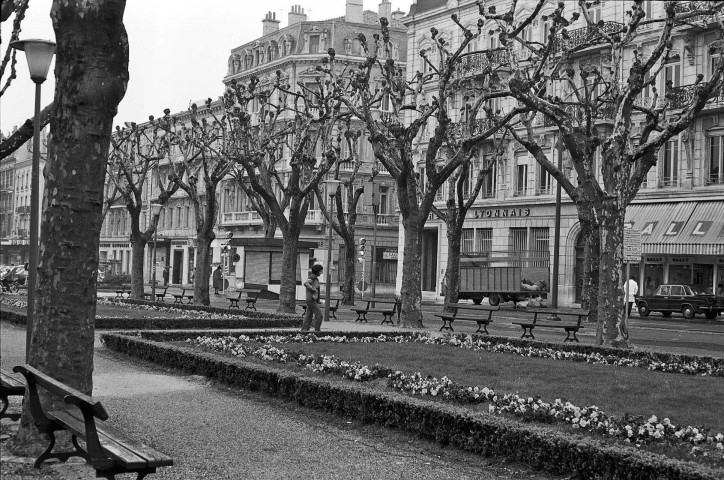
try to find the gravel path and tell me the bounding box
[1,322,559,480]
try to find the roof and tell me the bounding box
[329,10,406,28]
[409,0,446,16]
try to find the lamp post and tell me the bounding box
[323,179,341,323]
[150,203,163,301]
[11,39,56,361]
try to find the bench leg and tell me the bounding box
[330,309,337,320]
[439,320,453,332]
[475,322,489,335]
[354,312,367,322]
[245,302,256,311]
[229,300,239,309]
[34,429,86,468]
[520,327,535,340]
[381,314,394,325]
[564,329,579,343]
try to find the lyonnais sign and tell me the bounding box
[471,208,531,219]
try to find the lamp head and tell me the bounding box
[10,39,56,84]
[150,202,163,216]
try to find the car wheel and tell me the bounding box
[472,298,482,305]
[9,282,19,293]
[705,311,718,320]
[488,294,500,306]
[638,304,650,317]
[662,311,672,317]
[682,305,695,320]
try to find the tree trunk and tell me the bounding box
[596,197,629,348]
[129,234,146,299]
[194,232,214,305]
[444,219,463,307]
[277,226,301,313]
[342,241,356,305]
[577,206,600,325]
[8,0,128,455]
[399,218,424,327]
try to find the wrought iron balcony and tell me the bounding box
[673,1,724,24]
[552,21,624,55]
[15,205,31,214]
[456,50,510,78]
[447,118,499,140]
[542,102,616,127]
[667,83,724,109]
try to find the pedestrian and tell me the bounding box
[624,275,638,316]
[212,265,222,295]
[162,266,170,286]
[301,264,323,332]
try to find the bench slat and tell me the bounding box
[50,410,172,468]
[1,371,26,390]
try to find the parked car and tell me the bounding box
[635,284,724,320]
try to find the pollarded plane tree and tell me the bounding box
[0,0,55,160]
[153,101,233,306]
[224,73,350,314]
[314,125,366,306]
[489,0,724,347]
[106,121,178,299]
[323,17,526,327]
[10,0,129,454]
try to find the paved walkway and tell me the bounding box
[0,321,557,480]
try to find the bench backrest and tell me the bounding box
[528,308,590,324]
[366,298,398,314]
[444,303,500,312]
[13,365,108,420]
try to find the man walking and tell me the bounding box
[624,275,639,316]
[212,265,222,295]
[301,264,323,332]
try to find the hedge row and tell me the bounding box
[1,310,301,330]
[118,298,298,320]
[101,332,722,480]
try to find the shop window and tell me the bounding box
[462,228,475,254]
[660,139,679,187]
[509,227,528,257]
[643,265,663,295]
[530,228,549,267]
[477,228,492,253]
[707,135,724,185]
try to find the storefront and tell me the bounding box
[625,199,724,292]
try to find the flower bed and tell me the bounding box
[190,333,724,456]
[101,331,723,480]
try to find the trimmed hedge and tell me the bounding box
[1,310,301,330]
[101,332,722,480]
[118,298,296,320]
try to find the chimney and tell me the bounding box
[346,0,364,24]
[289,5,307,25]
[391,9,405,22]
[262,11,280,36]
[379,0,392,21]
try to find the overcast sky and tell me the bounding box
[1,0,412,135]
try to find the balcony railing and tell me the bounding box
[705,175,724,185]
[674,1,724,24]
[15,206,31,214]
[552,21,624,55]
[447,118,499,140]
[351,212,399,227]
[456,50,510,78]
[667,83,724,109]
[220,209,325,226]
[658,176,679,188]
[543,102,616,127]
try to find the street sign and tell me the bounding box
[623,228,642,263]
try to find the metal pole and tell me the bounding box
[25,82,42,361]
[324,192,334,322]
[551,136,563,309]
[152,227,157,301]
[371,203,378,298]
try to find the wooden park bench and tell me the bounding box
[172,287,194,305]
[1,368,26,421]
[351,297,400,325]
[228,288,262,311]
[13,364,173,479]
[512,308,591,343]
[297,297,340,319]
[434,303,500,334]
[144,286,168,302]
[114,284,130,299]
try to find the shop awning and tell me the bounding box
[624,200,724,256]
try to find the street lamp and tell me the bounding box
[11,39,56,361]
[323,179,341,323]
[150,203,163,301]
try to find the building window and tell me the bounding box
[707,135,724,184]
[530,227,549,267]
[537,151,552,195]
[176,206,182,228]
[660,139,679,187]
[379,186,389,215]
[462,228,475,254]
[509,227,528,256]
[168,207,174,229]
[514,152,529,196]
[482,157,497,198]
[309,35,319,54]
[477,228,492,253]
[664,60,681,91]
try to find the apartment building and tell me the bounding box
[404,0,724,303]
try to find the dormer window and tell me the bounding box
[309,35,320,54]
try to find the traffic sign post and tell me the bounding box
[622,228,642,340]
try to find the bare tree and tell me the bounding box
[491,0,724,346]
[106,121,178,298]
[324,18,523,326]
[9,0,128,454]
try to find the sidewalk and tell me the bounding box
[0,321,554,480]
